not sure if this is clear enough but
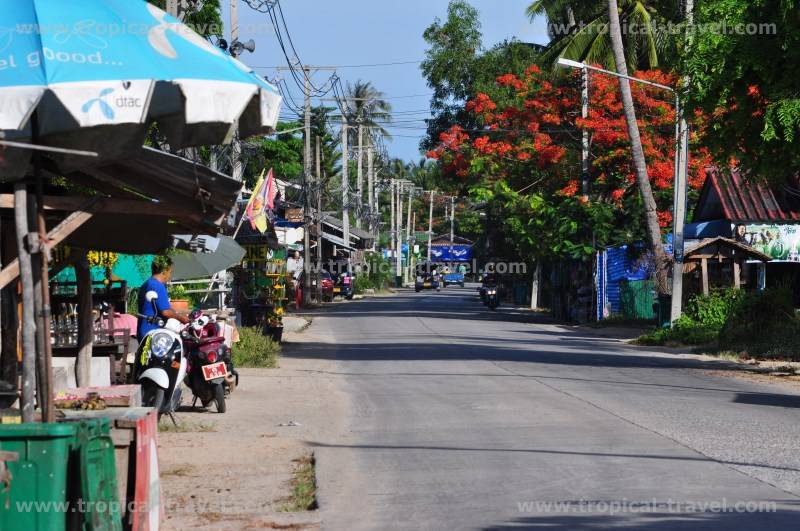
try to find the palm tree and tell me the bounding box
[527,0,682,70]
[606,0,671,295]
[344,80,393,142]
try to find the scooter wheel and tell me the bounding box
[214,384,226,414]
[143,381,165,414]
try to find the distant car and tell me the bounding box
[299,271,334,302]
[319,271,334,301]
[443,271,465,288]
[333,273,354,300]
[415,273,440,292]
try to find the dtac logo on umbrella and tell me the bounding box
[82,88,115,119]
[146,3,225,60]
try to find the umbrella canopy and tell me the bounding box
[171,235,246,281]
[0,0,281,175]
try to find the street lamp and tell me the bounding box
[557,57,690,324]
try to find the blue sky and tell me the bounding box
[224,1,549,162]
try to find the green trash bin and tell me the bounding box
[69,419,123,531]
[0,423,76,531]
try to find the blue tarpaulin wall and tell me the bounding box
[597,244,652,318]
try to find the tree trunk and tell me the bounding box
[606,0,671,295]
[75,255,93,387]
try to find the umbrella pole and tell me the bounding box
[34,157,54,422]
[14,182,37,422]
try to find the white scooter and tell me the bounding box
[134,291,188,419]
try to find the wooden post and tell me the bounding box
[28,190,48,418]
[733,259,741,289]
[36,169,55,421]
[75,254,93,387]
[701,257,709,296]
[14,183,37,422]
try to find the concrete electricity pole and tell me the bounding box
[303,66,312,304]
[449,195,455,243]
[367,143,374,235]
[670,0,694,323]
[355,123,364,229]
[316,135,323,303]
[229,0,243,182]
[406,187,413,284]
[426,190,435,261]
[341,117,350,259]
[396,183,403,286]
[581,66,590,198]
[390,180,396,253]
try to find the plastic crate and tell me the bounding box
[0,423,76,531]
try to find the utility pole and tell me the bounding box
[303,65,312,305]
[316,136,323,304]
[367,143,374,235]
[406,187,413,284]
[581,66,590,198]
[341,117,350,263]
[356,123,364,229]
[426,190,435,261]
[390,180,396,253]
[449,196,455,242]
[229,0,243,182]
[670,0,694,323]
[396,183,403,286]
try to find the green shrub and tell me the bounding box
[232,327,281,368]
[353,252,393,294]
[637,287,800,360]
[719,288,800,359]
[685,288,743,329]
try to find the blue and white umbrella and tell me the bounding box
[0,0,282,174]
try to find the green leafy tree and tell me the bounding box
[527,0,683,70]
[243,122,303,189]
[148,0,223,37]
[421,1,541,151]
[684,0,800,183]
[345,81,393,140]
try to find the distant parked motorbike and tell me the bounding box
[183,311,237,414]
[134,291,188,418]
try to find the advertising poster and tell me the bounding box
[739,224,800,262]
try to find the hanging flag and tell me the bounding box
[244,169,266,231]
[264,168,278,210]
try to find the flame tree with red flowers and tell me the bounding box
[426,64,711,266]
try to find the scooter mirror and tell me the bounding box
[145,290,159,302]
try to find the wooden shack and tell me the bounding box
[683,237,772,296]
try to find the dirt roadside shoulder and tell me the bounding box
[158,319,348,531]
[556,322,800,391]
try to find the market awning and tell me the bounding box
[321,231,357,252]
[0,148,242,288]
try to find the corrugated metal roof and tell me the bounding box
[699,168,800,223]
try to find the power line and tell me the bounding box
[254,60,423,69]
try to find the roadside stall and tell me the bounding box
[235,220,289,341]
[0,2,282,529]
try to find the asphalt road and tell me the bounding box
[289,288,800,530]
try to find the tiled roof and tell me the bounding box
[699,168,800,222]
